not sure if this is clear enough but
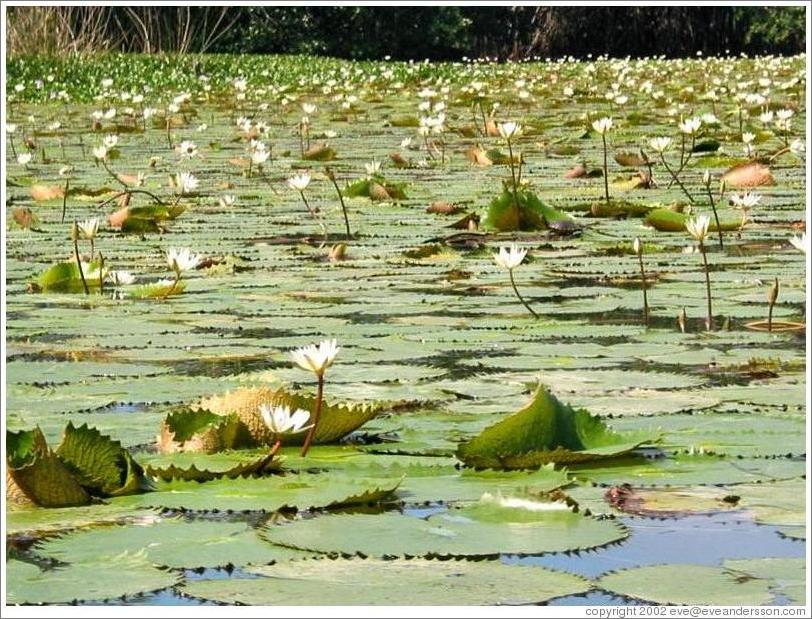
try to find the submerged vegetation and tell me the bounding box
[4,50,807,606]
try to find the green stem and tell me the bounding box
[73,235,89,295]
[637,253,649,327]
[700,242,713,331]
[61,178,69,223]
[300,191,316,217]
[602,133,610,205]
[300,373,324,457]
[706,185,724,250]
[509,269,538,319]
[329,174,351,237]
[659,153,694,203]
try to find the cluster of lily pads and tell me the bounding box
[5,50,807,606]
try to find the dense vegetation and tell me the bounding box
[6,5,806,59]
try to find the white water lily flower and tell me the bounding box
[290,339,340,376]
[166,247,202,273]
[633,237,642,256]
[259,404,312,435]
[678,117,702,135]
[364,160,381,176]
[92,145,108,161]
[742,132,756,144]
[16,152,32,166]
[7,123,17,133]
[789,232,808,254]
[107,270,136,286]
[592,117,613,135]
[729,192,762,209]
[301,102,317,115]
[251,148,270,165]
[287,173,311,192]
[175,140,198,159]
[142,107,157,120]
[790,139,805,159]
[77,218,99,240]
[493,243,528,270]
[219,194,236,208]
[497,121,523,139]
[685,215,711,242]
[103,134,119,149]
[649,137,672,153]
[174,172,199,194]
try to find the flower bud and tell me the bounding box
[768,278,779,305]
[633,237,642,256]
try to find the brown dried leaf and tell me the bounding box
[30,184,64,201]
[721,162,775,188]
[427,201,463,215]
[564,163,587,179]
[465,147,493,166]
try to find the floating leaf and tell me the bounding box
[483,190,576,233]
[456,386,657,469]
[195,386,383,447]
[644,208,740,233]
[721,161,775,188]
[614,151,646,167]
[6,428,91,507]
[302,143,337,161]
[146,450,281,481]
[30,183,64,201]
[157,408,244,454]
[183,559,591,605]
[598,564,774,605]
[6,553,180,604]
[262,499,627,557]
[108,204,186,233]
[56,422,150,496]
[30,259,103,293]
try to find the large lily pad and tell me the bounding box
[456,386,657,469]
[262,499,627,557]
[182,558,591,605]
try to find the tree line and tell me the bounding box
[6,5,806,59]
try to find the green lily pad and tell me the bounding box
[456,386,658,469]
[182,558,591,605]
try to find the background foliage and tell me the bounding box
[5,5,806,59]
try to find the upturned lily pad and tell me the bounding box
[145,450,282,482]
[644,208,740,232]
[6,553,181,604]
[483,189,576,232]
[7,427,91,507]
[343,175,406,201]
[456,386,658,469]
[108,204,185,233]
[195,386,383,447]
[157,408,244,454]
[263,498,627,557]
[182,558,591,605]
[30,259,104,293]
[597,564,774,605]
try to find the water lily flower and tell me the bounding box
[729,192,762,209]
[287,173,311,192]
[364,160,381,176]
[77,218,99,240]
[259,404,312,435]
[290,339,340,376]
[92,145,108,161]
[107,270,136,286]
[493,243,528,270]
[685,215,711,242]
[16,152,32,166]
[592,117,613,135]
[678,117,702,135]
[174,171,199,194]
[103,134,119,149]
[175,140,198,159]
[301,102,317,115]
[649,137,672,153]
[789,232,808,254]
[497,121,523,139]
[219,194,236,208]
[166,247,202,273]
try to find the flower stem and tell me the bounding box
[637,253,649,327]
[700,241,713,330]
[61,178,69,223]
[300,191,316,217]
[163,271,182,299]
[73,234,89,295]
[601,133,610,206]
[659,153,694,203]
[300,373,324,457]
[509,269,539,319]
[705,185,724,250]
[328,173,351,237]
